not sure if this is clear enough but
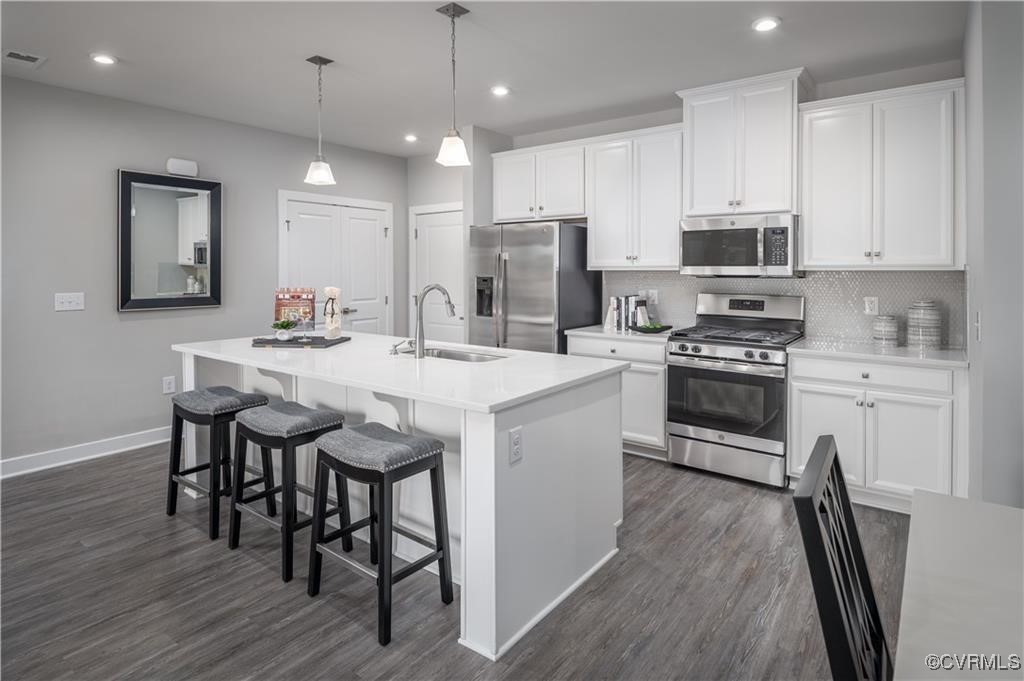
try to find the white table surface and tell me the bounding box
[894,491,1024,679]
[172,332,628,414]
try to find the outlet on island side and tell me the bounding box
[863,296,879,315]
[162,376,176,394]
[509,426,523,465]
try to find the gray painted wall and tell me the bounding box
[964,2,1024,508]
[2,77,408,458]
[406,154,462,207]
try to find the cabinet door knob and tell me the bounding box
[529,206,534,212]
[864,251,872,258]
[856,399,864,407]
[735,199,742,206]
[866,401,875,408]
[727,200,735,206]
[873,251,881,257]
[861,372,870,379]
[539,205,544,211]
[610,348,616,354]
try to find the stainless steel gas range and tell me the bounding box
[666,293,805,487]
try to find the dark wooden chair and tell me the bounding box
[793,435,893,681]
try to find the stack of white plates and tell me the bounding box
[872,315,899,348]
[907,300,942,349]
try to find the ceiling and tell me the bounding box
[2,2,967,158]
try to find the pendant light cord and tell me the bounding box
[450,13,457,131]
[316,62,324,158]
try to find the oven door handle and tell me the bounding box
[667,354,786,378]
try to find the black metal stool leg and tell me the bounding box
[281,443,297,582]
[261,447,277,517]
[377,478,394,645]
[208,424,222,540]
[166,411,184,516]
[228,430,247,549]
[429,454,454,605]
[369,484,379,565]
[335,472,353,552]
[308,456,329,597]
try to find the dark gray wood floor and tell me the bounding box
[2,445,909,680]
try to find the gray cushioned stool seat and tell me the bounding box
[172,386,269,416]
[315,422,445,473]
[236,401,344,439]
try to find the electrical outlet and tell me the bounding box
[647,289,659,305]
[863,297,879,315]
[162,376,176,394]
[54,292,85,311]
[509,426,523,465]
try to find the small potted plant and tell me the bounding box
[272,319,298,342]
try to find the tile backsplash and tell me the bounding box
[604,270,967,348]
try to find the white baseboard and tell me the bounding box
[1,426,171,479]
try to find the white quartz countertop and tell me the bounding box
[565,325,675,344]
[172,332,629,414]
[788,338,969,368]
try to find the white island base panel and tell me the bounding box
[179,352,622,661]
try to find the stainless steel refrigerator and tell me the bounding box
[468,221,602,353]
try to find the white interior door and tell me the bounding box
[413,208,465,343]
[282,199,389,334]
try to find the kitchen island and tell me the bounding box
[172,332,628,660]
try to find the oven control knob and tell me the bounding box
[744,350,755,359]
[691,345,702,353]
[677,343,689,353]
[759,351,771,361]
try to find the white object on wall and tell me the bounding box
[166,157,199,177]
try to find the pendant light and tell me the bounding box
[304,55,337,185]
[435,3,471,167]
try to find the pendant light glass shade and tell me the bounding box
[304,56,336,186]
[436,128,470,167]
[436,4,471,167]
[304,156,336,185]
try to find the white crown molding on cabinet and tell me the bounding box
[492,123,684,158]
[798,77,966,111]
[675,67,816,102]
[1,426,171,479]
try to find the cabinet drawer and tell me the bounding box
[568,336,665,364]
[790,356,952,394]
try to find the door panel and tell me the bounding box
[634,131,682,269]
[284,201,342,292]
[586,140,633,268]
[493,154,536,222]
[537,147,585,218]
[414,209,465,343]
[684,92,735,216]
[800,104,873,267]
[789,381,865,485]
[873,90,955,266]
[866,391,952,495]
[623,363,667,448]
[501,223,556,352]
[735,81,794,213]
[340,206,388,334]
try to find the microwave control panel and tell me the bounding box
[764,227,789,266]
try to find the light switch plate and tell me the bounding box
[54,292,85,311]
[647,289,659,305]
[863,297,879,315]
[162,376,176,394]
[509,426,523,465]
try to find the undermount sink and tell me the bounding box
[421,348,504,363]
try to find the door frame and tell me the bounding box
[277,189,395,335]
[407,202,464,338]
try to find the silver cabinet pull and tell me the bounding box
[873,251,881,257]
[855,399,864,407]
[735,199,742,206]
[539,205,544,211]
[528,206,534,212]
[861,372,870,379]
[727,200,735,206]
[864,251,872,257]
[609,348,617,354]
[866,401,875,408]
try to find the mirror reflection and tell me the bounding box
[130,183,211,299]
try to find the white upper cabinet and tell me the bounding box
[177,194,208,266]
[493,154,537,222]
[799,79,964,270]
[536,147,585,218]
[678,69,808,217]
[801,103,874,267]
[587,139,634,268]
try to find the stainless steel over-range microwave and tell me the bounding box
[679,214,802,277]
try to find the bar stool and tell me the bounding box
[228,401,345,582]
[167,386,274,540]
[307,422,454,646]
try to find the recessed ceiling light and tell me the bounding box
[90,52,118,65]
[490,85,510,97]
[752,17,781,32]
[404,134,418,143]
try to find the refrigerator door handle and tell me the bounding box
[493,252,502,347]
[500,252,509,346]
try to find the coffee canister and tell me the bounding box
[906,300,942,349]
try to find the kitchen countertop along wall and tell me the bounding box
[604,270,967,349]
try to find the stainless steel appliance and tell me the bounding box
[468,221,601,353]
[666,293,805,487]
[193,241,208,265]
[680,213,801,277]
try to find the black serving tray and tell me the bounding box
[628,325,673,334]
[252,335,351,349]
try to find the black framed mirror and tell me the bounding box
[118,170,222,311]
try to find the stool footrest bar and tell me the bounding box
[322,516,371,544]
[172,475,210,496]
[393,523,437,550]
[177,462,211,477]
[316,543,378,580]
[392,551,443,585]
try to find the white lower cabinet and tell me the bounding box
[788,354,963,511]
